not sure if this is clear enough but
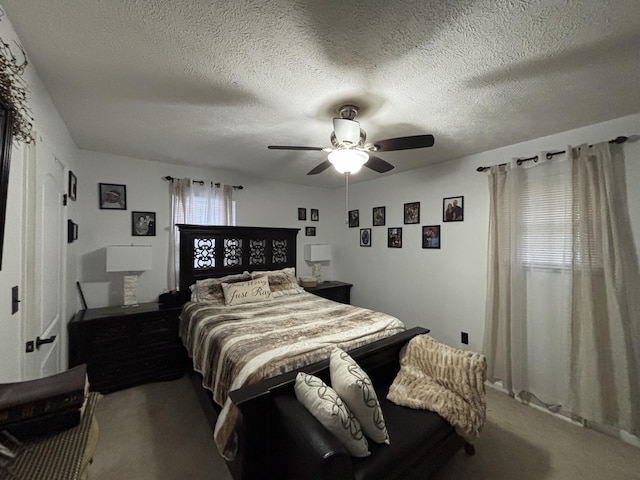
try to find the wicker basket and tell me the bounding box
[299,277,318,288]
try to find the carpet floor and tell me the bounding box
[89,375,640,480]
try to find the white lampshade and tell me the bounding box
[328,150,368,174]
[304,244,331,262]
[106,245,153,272]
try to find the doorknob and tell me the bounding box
[36,335,57,350]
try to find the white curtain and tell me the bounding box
[483,142,640,437]
[168,179,234,290]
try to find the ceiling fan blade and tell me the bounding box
[268,145,324,151]
[364,155,395,173]
[307,160,332,175]
[372,134,435,152]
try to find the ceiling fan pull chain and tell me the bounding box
[345,173,350,225]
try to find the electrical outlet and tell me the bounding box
[461,332,469,344]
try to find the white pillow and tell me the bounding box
[330,348,390,444]
[221,277,272,306]
[294,372,370,457]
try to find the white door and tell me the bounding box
[22,139,66,380]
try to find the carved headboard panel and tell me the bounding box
[177,225,300,294]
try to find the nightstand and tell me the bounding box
[68,303,187,393]
[304,281,353,304]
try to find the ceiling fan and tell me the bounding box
[268,105,435,176]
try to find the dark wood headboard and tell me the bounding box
[177,225,300,294]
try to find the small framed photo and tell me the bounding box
[132,211,156,236]
[99,183,127,210]
[443,196,464,222]
[360,228,371,247]
[404,201,420,224]
[298,208,307,221]
[67,219,78,243]
[388,227,402,248]
[373,206,386,226]
[68,171,77,201]
[348,209,359,228]
[311,209,319,221]
[422,225,441,249]
[305,226,316,236]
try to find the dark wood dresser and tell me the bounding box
[304,280,353,304]
[68,302,187,393]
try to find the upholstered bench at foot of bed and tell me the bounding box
[272,387,468,480]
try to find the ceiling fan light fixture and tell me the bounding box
[328,149,368,174]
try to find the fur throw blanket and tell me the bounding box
[387,335,487,443]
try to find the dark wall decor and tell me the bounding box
[132,211,156,236]
[360,228,371,247]
[422,225,441,249]
[297,208,306,221]
[310,208,319,221]
[373,206,385,226]
[305,226,316,236]
[348,209,359,228]
[68,170,77,201]
[99,183,127,209]
[67,219,78,243]
[0,101,13,269]
[443,196,464,222]
[404,202,420,224]
[0,13,34,144]
[388,227,402,248]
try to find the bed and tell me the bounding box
[176,225,406,465]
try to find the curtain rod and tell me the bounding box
[475,136,629,172]
[163,176,243,189]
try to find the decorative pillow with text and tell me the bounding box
[221,277,272,306]
[250,267,305,297]
[193,273,251,303]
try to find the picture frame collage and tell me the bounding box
[98,182,156,237]
[298,207,319,236]
[350,196,464,249]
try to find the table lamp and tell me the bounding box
[304,244,331,283]
[106,245,153,306]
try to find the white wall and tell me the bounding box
[334,113,640,353]
[73,151,340,308]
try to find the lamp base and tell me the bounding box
[311,263,323,283]
[123,275,139,307]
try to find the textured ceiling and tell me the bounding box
[3,0,640,188]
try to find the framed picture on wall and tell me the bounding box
[67,219,78,243]
[99,183,127,210]
[298,208,307,221]
[404,201,420,224]
[443,196,464,222]
[68,171,77,201]
[373,206,385,226]
[348,210,359,228]
[132,211,156,236]
[305,226,316,236]
[311,208,319,221]
[422,225,441,249]
[388,227,402,248]
[360,228,371,247]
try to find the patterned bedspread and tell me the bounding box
[179,291,405,460]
